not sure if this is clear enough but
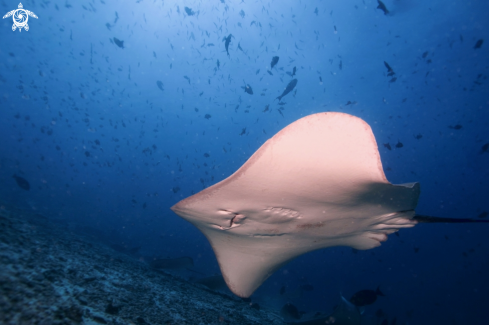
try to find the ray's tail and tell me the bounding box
[414,215,489,223]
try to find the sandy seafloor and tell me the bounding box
[0,200,285,325]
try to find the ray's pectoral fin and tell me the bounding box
[201,229,306,298]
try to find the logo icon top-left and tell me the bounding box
[3,3,38,32]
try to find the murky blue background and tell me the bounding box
[1,0,488,323]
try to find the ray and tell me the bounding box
[171,112,488,298]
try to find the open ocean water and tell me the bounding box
[1,0,488,324]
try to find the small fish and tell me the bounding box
[223,34,233,56]
[291,66,296,76]
[280,303,301,320]
[184,76,191,84]
[279,285,286,295]
[113,37,124,49]
[474,39,483,49]
[478,211,488,218]
[480,143,489,154]
[13,174,30,191]
[240,128,246,135]
[156,80,164,91]
[384,61,394,74]
[377,0,389,15]
[414,134,423,139]
[184,7,195,16]
[263,104,270,112]
[204,114,211,119]
[448,124,462,130]
[319,76,322,82]
[243,84,253,95]
[271,56,279,69]
[395,141,404,148]
[350,286,385,307]
[383,143,392,150]
[216,59,220,69]
[276,79,298,101]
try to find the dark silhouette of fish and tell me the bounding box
[279,285,286,295]
[271,56,279,69]
[280,303,302,320]
[395,141,403,148]
[377,0,389,15]
[449,124,462,130]
[156,81,164,91]
[480,143,489,154]
[414,134,423,139]
[223,34,233,56]
[383,143,391,150]
[243,84,253,95]
[384,61,394,75]
[478,211,488,218]
[276,79,297,101]
[474,39,483,49]
[291,66,296,76]
[113,37,124,49]
[184,7,195,16]
[350,286,385,307]
[13,174,30,191]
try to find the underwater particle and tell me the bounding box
[474,39,483,49]
[350,286,385,307]
[13,174,30,190]
[113,37,124,49]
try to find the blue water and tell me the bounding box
[1,0,488,324]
